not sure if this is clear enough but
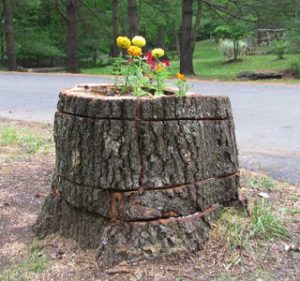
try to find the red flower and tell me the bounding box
[162,59,170,67]
[146,52,153,64]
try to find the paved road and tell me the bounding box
[0,72,299,184]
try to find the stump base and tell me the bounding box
[33,194,226,266]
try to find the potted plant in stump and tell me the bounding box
[33,35,241,267]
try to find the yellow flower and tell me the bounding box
[116,36,131,49]
[132,36,146,47]
[151,48,164,58]
[154,64,164,72]
[127,46,142,57]
[176,72,186,81]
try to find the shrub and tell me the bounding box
[289,60,300,78]
[272,40,288,59]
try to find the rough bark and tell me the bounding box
[57,174,239,221]
[66,0,80,73]
[127,0,138,38]
[34,85,241,266]
[180,0,194,75]
[2,0,17,71]
[112,0,120,57]
[33,196,221,267]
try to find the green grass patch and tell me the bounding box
[82,40,300,81]
[281,207,300,216]
[0,246,52,281]
[213,198,290,276]
[250,199,290,239]
[240,171,283,191]
[215,275,237,281]
[216,199,289,251]
[254,270,275,281]
[0,127,52,155]
[250,175,278,191]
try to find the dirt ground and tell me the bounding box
[0,118,299,281]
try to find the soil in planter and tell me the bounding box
[79,84,176,97]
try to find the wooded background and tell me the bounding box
[1,0,299,74]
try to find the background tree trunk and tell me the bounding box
[112,0,120,57]
[66,0,80,73]
[191,0,202,51]
[156,25,165,48]
[180,0,194,75]
[2,0,17,71]
[127,0,138,38]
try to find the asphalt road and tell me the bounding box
[0,72,299,185]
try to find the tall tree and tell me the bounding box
[66,0,80,73]
[112,0,120,57]
[180,0,194,75]
[2,0,17,70]
[127,0,138,38]
[191,0,202,51]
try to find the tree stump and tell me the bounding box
[33,84,241,266]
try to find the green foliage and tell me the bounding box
[11,0,65,65]
[176,76,190,96]
[214,25,232,39]
[1,0,299,71]
[272,40,288,59]
[125,57,152,96]
[17,31,65,60]
[214,24,250,41]
[289,60,300,78]
[84,41,300,82]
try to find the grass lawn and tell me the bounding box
[82,41,300,81]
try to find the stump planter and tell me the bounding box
[34,84,241,266]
